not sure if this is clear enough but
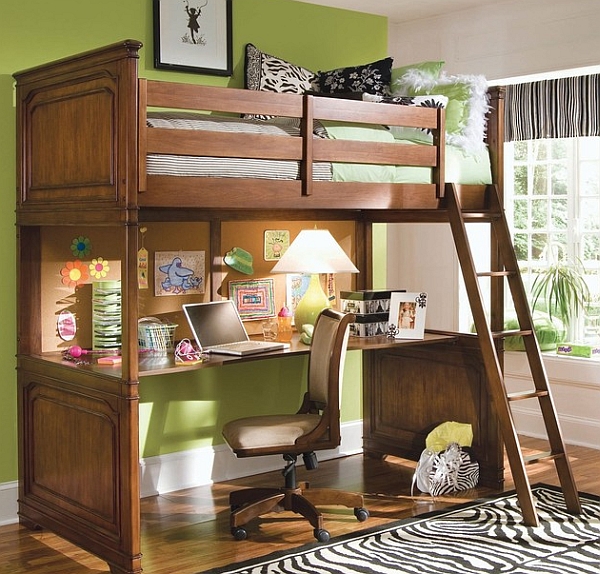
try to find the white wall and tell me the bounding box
[388,0,600,80]
[386,0,600,449]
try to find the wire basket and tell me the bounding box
[138,317,177,356]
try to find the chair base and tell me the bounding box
[229,482,368,541]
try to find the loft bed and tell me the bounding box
[15,39,504,226]
[13,40,508,574]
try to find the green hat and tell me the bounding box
[224,247,254,275]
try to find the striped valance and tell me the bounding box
[505,74,600,141]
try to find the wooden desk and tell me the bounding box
[133,330,502,488]
[359,333,503,489]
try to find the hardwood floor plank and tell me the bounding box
[1,440,598,574]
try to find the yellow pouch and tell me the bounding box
[425,421,473,452]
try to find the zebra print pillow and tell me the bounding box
[245,43,318,94]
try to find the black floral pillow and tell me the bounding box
[317,57,393,96]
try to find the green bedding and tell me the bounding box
[321,121,492,185]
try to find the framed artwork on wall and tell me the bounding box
[153,0,233,76]
[229,278,276,320]
[389,292,428,339]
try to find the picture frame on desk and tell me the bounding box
[153,0,233,76]
[389,292,428,339]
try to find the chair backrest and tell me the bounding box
[301,308,354,449]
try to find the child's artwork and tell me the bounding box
[264,229,290,261]
[389,292,428,339]
[228,278,275,320]
[286,273,311,324]
[155,251,205,296]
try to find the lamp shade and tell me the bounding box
[271,229,358,334]
[271,229,359,274]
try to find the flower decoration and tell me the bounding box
[89,257,110,279]
[61,260,89,288]
[70,236,91,258]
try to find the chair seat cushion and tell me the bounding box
[223,414,322,450]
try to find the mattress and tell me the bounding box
[146,112,492,185]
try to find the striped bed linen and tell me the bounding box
[146,112,333,180]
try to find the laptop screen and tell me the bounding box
[183,300,249,348]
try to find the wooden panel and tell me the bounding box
[26,381,118,528]
[25,78,118,202]
[362,341,504,488]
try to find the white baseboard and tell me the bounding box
[505,352,600,449]
[139,419,364,498]
[0,420,365,524]
[0,481,18,526]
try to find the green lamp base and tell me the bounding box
[294,274,331,332]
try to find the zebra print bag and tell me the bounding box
[412,442,479,497]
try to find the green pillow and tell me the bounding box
[504,313,566,351]
[391,60,445,86]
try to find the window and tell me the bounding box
[505,137,600,340]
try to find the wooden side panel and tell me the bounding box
[362,341,504,489]
[17,363,141,574]
[26,80,117,201]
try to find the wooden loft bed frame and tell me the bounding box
[15,39,504,225]
[13,40,508,574]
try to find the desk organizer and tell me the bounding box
[340,289,405,337]
[92,280,122,350]
[138,317,178,356]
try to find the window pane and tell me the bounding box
[514,233,528,260]
[533,165,547,194]
[550,198,568,229]
[514,165,528,195]
[581,198,600,230]
[579,162,599,195]
[551,139,568,159]
[532,199,548,227]
[531,232,547,260]
[514,140,528,161]
[514,199,528,229]
[550,163,568,195]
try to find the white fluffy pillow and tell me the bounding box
[393,72,490,152]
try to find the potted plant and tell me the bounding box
[530,248,590,341]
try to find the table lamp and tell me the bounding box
[271,229,358,330]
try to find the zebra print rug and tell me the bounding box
[203,485,600,574]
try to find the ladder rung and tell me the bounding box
[508,389,550,401]
[460,212,500,221]
[476,271,516,277]
[491,329,534,338]
[523,451,566,465]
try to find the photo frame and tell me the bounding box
[389,292,428,339]
[228,278,275,320]
[153,0,233,76]
[264,229,290,261]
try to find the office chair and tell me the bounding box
[222,308,368,542]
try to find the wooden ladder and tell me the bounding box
[445,182,582,526]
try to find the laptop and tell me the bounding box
[182,300,289,356]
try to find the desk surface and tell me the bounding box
[45,331,458,377]
[137,331,458,376]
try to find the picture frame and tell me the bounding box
[264,229,290,261]
[153,0,233,76]
[228,278,275,320]
[389,292,428,339]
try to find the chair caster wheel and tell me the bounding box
[354,507,369,522]
[231,526,248,540]
[314,528,330,542]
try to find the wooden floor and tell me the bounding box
[1,437,598,574]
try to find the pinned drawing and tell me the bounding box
[155,250,205,296]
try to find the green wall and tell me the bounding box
[0,0,387,480]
